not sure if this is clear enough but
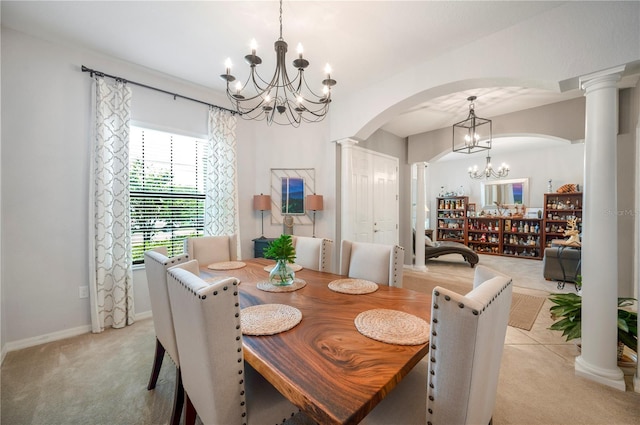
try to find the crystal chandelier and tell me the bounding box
[468,151,509,179]
[452,96,492,154]
[219,0,336,127]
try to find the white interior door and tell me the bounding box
[373,154,398,244]
[352,152,373,242]
[348,146,398,244]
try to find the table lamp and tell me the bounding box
[305,194,324,238]
[253,194,271,239]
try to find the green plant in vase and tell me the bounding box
[263,234,297,286]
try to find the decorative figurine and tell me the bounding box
[564,217,581,245]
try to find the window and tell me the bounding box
[129,126,207,264]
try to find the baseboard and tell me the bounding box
[1,310,153,364]
[3,324,93,361]
[135,310,153,321]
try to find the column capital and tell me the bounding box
[336,138,360,148]
[580,65,625,92]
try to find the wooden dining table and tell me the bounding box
[199,258,432,425]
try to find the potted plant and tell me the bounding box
[263,234,296,286]
[548,289,637,358]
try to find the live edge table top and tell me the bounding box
[200,258,431,425]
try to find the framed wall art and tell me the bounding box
[270,168,315,225]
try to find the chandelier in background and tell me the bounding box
[452,95,492,154]
[468,151,510,179]
[220,0,336,127]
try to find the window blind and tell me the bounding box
[130,126,207,264]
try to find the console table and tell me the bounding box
[252,237,275,258]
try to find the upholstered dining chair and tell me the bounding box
[166,267,299,425]
[360,265,513,425]
[184,234,238,266]
[144,250,200,425]
[339,240,404,287]
[291,235,333,272]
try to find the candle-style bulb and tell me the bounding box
[250,39,258,55]
[235,81,242,94]
[297,43,304,59]
[224,58,232,74]
[324,63,332,76]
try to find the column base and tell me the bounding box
[575,355,626,391]
[412,265,428,272]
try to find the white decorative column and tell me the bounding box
[337,138,359,243]
[575,65,625,391]
[635,115,640,393]
[414,162,427,271]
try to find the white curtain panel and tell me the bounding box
[205,108,241,258]
[88,78,134,333]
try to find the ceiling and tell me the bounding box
[2,1,638,154]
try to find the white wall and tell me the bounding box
[0,27,336,351]
[237,120,335,259]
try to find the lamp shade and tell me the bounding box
[306,194,324,211]
[253,194,271,211]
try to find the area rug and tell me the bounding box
[508,293,546,331]
[403,272,545,331]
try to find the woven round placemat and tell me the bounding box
[207,261,246,270]
[263,263,303,272]
[256,278,307,293]
[241,304,302,336]
[328,278,378,295]
[354,309,430,345]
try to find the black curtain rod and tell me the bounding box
[81,65,238,115]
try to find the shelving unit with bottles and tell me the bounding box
[465,217,542,259]
[502,218,543,259]
[542,192,583,247]
[467,217,502,255]
[436,196,468,244]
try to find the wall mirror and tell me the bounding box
[270,168,315,225]
[480,178,529,209]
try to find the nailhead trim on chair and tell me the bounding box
[427,279,513,424]
[172,272,247,423]
[392,245,405,286]
[320,239,333,271]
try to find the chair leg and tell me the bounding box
[170,366,185,425]
[147,338,165,390]
[185,392,197,425]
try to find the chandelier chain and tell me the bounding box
[279,0,283,41]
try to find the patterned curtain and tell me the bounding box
[205,108,241,257]
[88,78,134,333]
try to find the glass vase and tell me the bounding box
[269,259,295,286]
